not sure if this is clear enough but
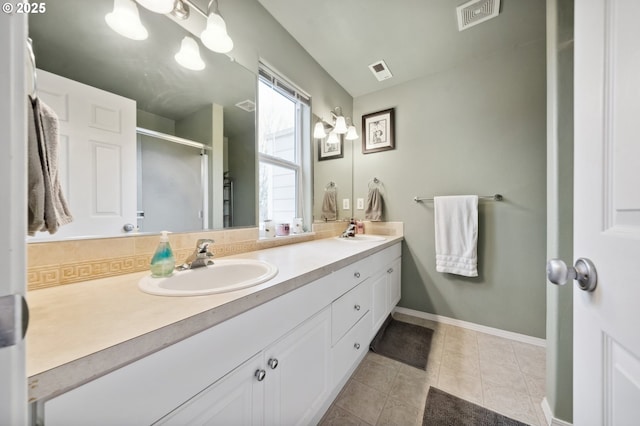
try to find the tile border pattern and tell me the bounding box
[27,221,403,291]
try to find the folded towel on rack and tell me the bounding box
[321,189,337,221]
[27,96,73,236]
[365,187,383,221]
[434,195,478,277]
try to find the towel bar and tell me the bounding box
[413,194,503,203]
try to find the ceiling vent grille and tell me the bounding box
[456,0,501,31]
[235,99,255,112]
[368,60,393,82]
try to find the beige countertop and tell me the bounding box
[26,235,403,403]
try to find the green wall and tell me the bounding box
[546,0,574,422]
[352,40,547,338]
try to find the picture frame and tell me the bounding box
[317,135,344,161]
[362,108,395,154]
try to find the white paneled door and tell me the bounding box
[31,70,137,240]
[574,0,640,424]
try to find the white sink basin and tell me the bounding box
[138,259,278,296]
[335,235,386,242]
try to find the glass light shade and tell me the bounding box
[333,115,348,134]
[174,37,205,71]
[136,0,175,14]
[313,122,326,139]
[105,0,148,41]
[326,131,340,145]
[201,13,234,53]
[345,125,359,140]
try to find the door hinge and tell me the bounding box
[0,295,29,348]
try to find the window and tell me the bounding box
[258,65,310,227]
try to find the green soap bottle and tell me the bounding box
[150,231,175,278]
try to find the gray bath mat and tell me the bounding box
[423,387,529,426]
[369,315,434,370]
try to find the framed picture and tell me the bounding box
[318,135,344,161]
[362,108,395,154]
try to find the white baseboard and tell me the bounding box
[393,306,546,347]
[541,397,573,426]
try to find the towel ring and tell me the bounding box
[368,177,381,190]
[325,181,337,191]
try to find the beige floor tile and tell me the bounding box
[437,370,483,404]
[388,367,432,409]
[444,332,479,358]
[513,342,546,380]
[365,352,404,371]
[320,405,372,426]
[482,382,539,425]
[353,356,399,394]
[335,380,388,425]
[523,373,546,402]
[440,349,481,378]
[376,396,421,426]
[479,359,529,394]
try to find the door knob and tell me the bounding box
[546,258,597,292]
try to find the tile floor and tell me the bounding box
[320,312,547,426]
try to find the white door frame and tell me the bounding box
[0,7,28,426]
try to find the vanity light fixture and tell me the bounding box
[136,0,175,14]
[200,0,234,53]
[174,36,206,71]
[105,0,149,41]
[314,106,359,141]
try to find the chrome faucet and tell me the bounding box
[178,239,215,270]
[341,221,356,238]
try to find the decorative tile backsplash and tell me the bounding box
[27,221,403,291]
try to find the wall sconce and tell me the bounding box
[136,0,175,14]
[105,0,149,41]
[201,0,234,53]
[314,107,359,142]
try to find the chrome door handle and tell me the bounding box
[546,258,597,292]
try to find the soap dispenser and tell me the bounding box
[150,231,175,278]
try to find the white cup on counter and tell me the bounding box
[263,220,275,238]
[292,218,303,234]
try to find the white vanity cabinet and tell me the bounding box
[40,242,402,426]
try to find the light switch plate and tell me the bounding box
[356,198,364,210]
[342,199,350,210]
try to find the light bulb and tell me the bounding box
[105,0,148,41]
[136,0,175,14]
[313,122,326,139]
[345,125,359,140]
[327,131,340,145]
[174,37,205,71]
[334,115,347,134]
[201,12,234,53]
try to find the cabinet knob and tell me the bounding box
[354,272,361,279]
[268,358,279,369]
[387,267,394,273]
[354,343,361,350]
[255,369,266,381]
[354,304,361,311]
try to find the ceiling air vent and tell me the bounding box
[456,0,501,31]
[368,60,393,82]
[235,99,255,112]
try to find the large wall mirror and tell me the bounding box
[28,0,257,241]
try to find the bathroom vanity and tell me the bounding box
[28,236,402,425]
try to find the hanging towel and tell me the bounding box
[434,195,478,277]
[27,96,73,236]
[321,189,337,221]
[365,187,383,221]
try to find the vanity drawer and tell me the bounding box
[331,311,371,386]
[331,279,371,345]
[332,244,400,297]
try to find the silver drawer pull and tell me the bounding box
[354,304,361,311]
[255,369,266,381]
[354,272,361,279]
[354,343,361,350]
[387,268,394,273]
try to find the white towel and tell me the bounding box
[434,195,478,277]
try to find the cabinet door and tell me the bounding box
[154,353,264,426]
[264,307,332,426]
[387,257,402,311]
[370,271,388,335]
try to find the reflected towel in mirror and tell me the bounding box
[321,188,337,221]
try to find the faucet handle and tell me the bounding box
[196,239,215,254]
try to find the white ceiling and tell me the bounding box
[257,0,546,98]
